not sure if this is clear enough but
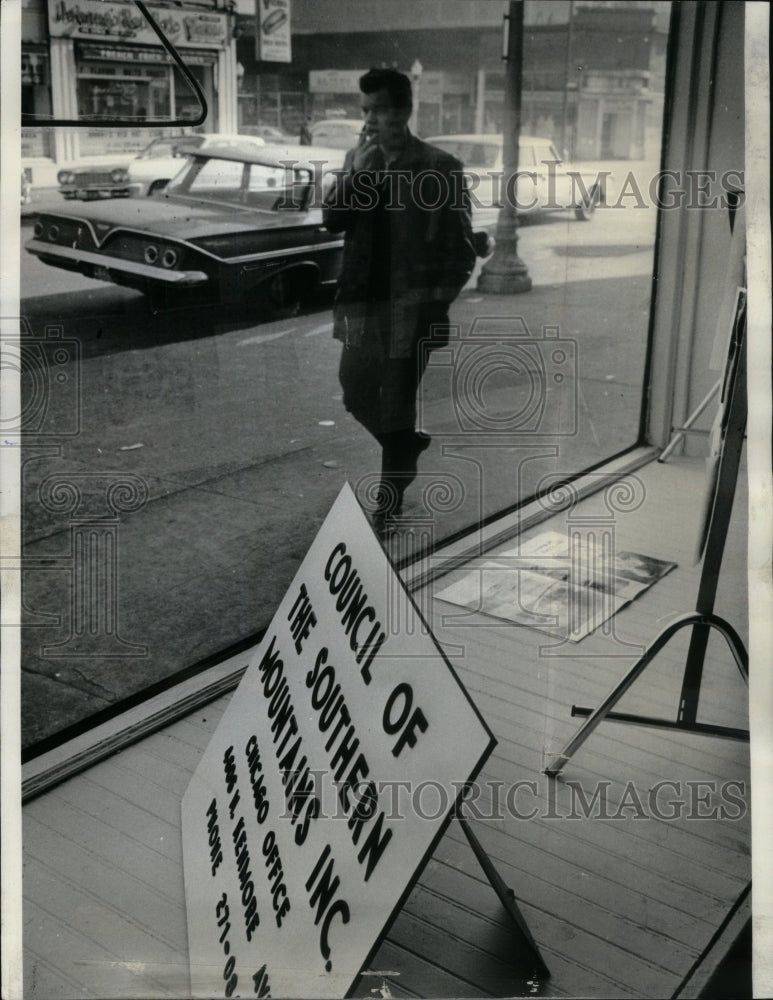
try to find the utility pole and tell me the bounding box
[477,0,532,294]
[409,59,422,135]
[560,0,576,157]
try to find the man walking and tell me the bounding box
[323,68,476,534]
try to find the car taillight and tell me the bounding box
[144,245,159,264]
[161,248,178,268]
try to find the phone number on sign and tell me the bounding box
[214,893,273,998]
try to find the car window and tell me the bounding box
[185,158,247,199]
[311,124,361,148]
[246,163,290,191]
[535,144,559,165]
[153,141,181,158]
[429,140,500,168]
[167,156,314,210]
[174,136,205,154]
[140,136,204,159]
[477,144,500,167]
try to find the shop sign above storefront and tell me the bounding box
[77,42,215,65]
[49,0,228,49]
[309,70,367,95]
[256,0,291,63]
[181,483,495,998]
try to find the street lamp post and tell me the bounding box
[477,0,532,294]
[410,59,422,135]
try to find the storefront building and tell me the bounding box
[234,0,666,159]
[22,0,239,187]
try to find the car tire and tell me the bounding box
[259,270,306,320]
[575,186,599,221]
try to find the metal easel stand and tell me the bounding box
[545,301,748,779]
[458,817,550,978]
[658,379,721,462]
[543,612,748,777]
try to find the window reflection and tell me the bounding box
[20,0,673,749]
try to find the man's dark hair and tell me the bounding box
[359,68,413,110]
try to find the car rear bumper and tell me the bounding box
[25,238,210,287]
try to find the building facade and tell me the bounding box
[21,0,240,187]
[20,0,669,188]
[234,0,669,159]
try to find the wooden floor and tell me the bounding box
[22,455,751,999]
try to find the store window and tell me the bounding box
[77,61,171,121]
[21,49,52,157]
[74,47,216,156]
[21,0,677,752]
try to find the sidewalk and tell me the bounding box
[21,186,63,219]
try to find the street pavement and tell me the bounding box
[17,191,657,751]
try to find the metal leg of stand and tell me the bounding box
[459,818,550,978]
[658,380,721,462]
[543,612,748,777]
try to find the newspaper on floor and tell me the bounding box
[435,530,676,642]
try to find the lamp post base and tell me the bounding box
[476,223,533,295]
[477,265,533,294]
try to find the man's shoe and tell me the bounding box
[403,429,432,480]
[414,429,432,455]
[371,510,399,540]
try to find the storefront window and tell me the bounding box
[21,0,675,751]
[77,62,170,120]
[173,64,214,122]
[21,49,52,157]
[72,48,216,155]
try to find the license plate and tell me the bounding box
[92,264,112,282]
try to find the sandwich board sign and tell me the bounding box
[181,482,496,998]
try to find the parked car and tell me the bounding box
[56,132,266,201]
[57,157,135,201]
[126,133,266,197]
[425,134,607,220]
[308,119,364,149]
[245,125,294,143]
[29,141,347,316]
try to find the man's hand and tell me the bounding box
[351,127,382,172]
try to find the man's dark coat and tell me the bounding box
[323,132,477,358]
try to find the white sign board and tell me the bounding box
[48,0,228,48]
[256,0,291,63]
[181,483,495,998]
[309,70,367,95]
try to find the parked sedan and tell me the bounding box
[308,119,364,149]
[126,133,266,197]
[246,125,295,143]
[57,158,135,201]
[30,141,347,316]
[426,134,607,220]
[57,132,266,201]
